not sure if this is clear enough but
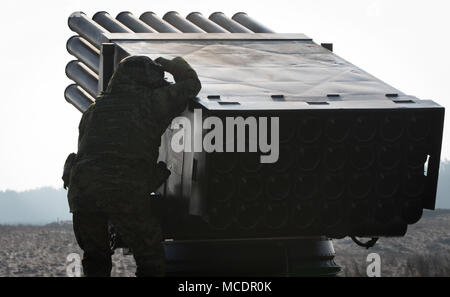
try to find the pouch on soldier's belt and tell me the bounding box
[149,161,171,192]
[62,153,77,189]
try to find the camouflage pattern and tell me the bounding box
[67,55,201,213]
[62,153,76,189]
[73,209,164,277]
[67,55,201,276]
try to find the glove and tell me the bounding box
[155,57,172,72]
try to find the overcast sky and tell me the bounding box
[0,0,448,191]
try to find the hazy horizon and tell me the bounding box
[0,159,449,225]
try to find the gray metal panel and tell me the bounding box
[140,11,180,33]
[232,12,274,33]
[66,36,100,73]
[186,12,229,33]
[93,11,133,33]
[115,39,404,105]
[116,11,156,33]
[68,11,106,48]
[163,11,205,33]
[209,12,253,33]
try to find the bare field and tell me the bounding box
[0,223,136,277]
[334,209,450,277]
[1,210,449,277]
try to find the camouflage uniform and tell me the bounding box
[67,56,201,277]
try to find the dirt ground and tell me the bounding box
[1,210,449,277]
[333,209,450,277]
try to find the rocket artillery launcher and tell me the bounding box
[65,11,444,276]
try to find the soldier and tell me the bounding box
[63,55,201,277]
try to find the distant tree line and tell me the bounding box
[437,160,450,208]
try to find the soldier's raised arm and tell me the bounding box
[152,56,202,119]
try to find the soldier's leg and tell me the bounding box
[73,212,113,277]
[109,210,165,277]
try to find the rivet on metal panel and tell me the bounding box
[266,174,291,201]
[377,172,400,198]
[236,202,261,230]
[297,117,322,143]
[266,202,289,229]
[353,115,377,142]
[210,175,235,203]
[326,117,350,143]
[325,145,347,171]
[297,146,322,170]
[349,173,373,198]
[239,175,263,202]
[381,115,404,142]
[378,144,401,170]
[408,114,430,141]
[351,145,375,170]
[294,174,318,200]
[291,202,314,229]
[321,173,345,200]
[374,199,397,224]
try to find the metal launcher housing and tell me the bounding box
[65,11,445,275]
